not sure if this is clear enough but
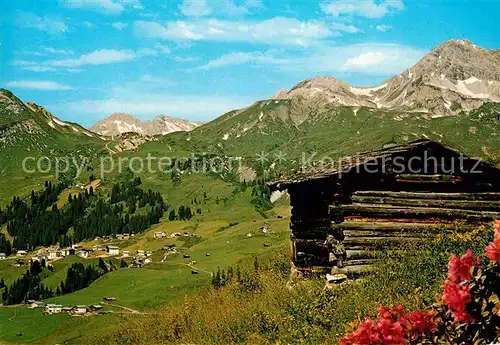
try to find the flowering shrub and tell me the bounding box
[340,221,500,345]
[485,220,500,261]
[339,306,435,345]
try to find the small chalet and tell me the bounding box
[89,304,103,312]
[77,250,89,259]
[154,231,167,239]
[92,244,104,251]
[122,250,130,257]
[45,304,63,314]
[0,253,6,260]
[26,300,45,308]
[16,250,27,257]
[61,248,76,256]
[72,305,87,315]
[48,250,62,260]
[269,140,500,278]
[107,246,120,256]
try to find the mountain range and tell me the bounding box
[272,39,500,117]
[90,113,201,137]
[0,39,499,205]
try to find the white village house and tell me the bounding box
[45,304,63,314]
[26,300,45,309]
[61,247,76,256]
[72,305,87,315]
[16,250,27,257]
[77,250,89,259]
[107,246,120,256]
[92,244,104,251]
[154,231,166,239]
[0,253,6,260]
[48,250,63,260]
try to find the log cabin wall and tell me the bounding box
[279,141,500,278]
[288,178,338,275]
[330,190,500,276]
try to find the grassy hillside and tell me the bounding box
[95,223,495,345]
[0,89,499,344]
[0,201,291,344]
[0,89,106,206]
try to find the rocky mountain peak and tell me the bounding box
[90,113,201,136]
[268,39,500,117]
[275,76,374,107]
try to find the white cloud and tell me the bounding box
[316,43,425,75]
[5,80,72,91]
[321,0,404,18]
[12,47,166,73]
[43,47,74,55]
[112,22,128,30]
[172,56,200,63]
[342,51,386,69]
[178,0,264,17]
[137,74,169,84]
[134,17,333,46]
[60,0,124,14]
[216,0,265,16]
[331,22,362,33]
[376,24,392,32]
[82,21,93,28]
[10,60,56,72]
[178,0,212,17]
[24,66,58,72]
[45,48,156,67]
[191,43,426,78]
[195,52,291,70]
[16,12,68,34]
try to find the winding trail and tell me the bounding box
[105,142,116,155]
[184,263,213,276]
[107,303,149,315]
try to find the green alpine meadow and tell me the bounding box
[1,1,500,344]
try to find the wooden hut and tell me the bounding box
[269,140,500,278]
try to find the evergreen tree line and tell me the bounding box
[73,178,167,241]
[250,179,272,214]
[0,181,68,228]
[2,177,168,251]
[210,258,262,293]
[168,205,194,221]
[211,265,235,289]
[5,184,93,250]
[1,261,53,305]
[1,259,118,305]
[0,234,12,255]
[56,260,109,295]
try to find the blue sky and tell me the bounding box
[1,0,499,127]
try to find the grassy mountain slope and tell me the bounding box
[0,89,106,205]
[0,87,499,344]
[147,100,500,177]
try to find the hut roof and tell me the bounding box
[268,139,500,189]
